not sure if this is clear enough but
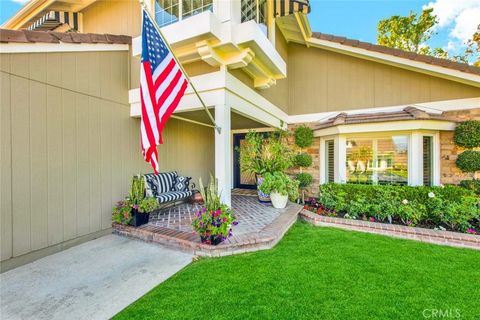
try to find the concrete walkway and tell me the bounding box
[0,235,193,320]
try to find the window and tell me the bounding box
[155,0,212,28]
[346,135,408,185]
[325,140,335,183]
[241,0,268,35]
[423,136,433,186]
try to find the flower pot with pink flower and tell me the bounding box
[192,175,237,245]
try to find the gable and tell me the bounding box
[287,43,480,115]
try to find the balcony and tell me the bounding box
[132,2,286,89]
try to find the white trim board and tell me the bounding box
[288,97,480,124]
[0,42,129,53]
[313,120,456,137]
[307,38,480,88]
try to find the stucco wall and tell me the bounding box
[0,51,214,267]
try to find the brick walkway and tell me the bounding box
[113,195,303,256]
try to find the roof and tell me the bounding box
[0,29,131,45]
[312,32,480,76]
[313,107,454,130]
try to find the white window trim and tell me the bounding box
[319,131,441,187]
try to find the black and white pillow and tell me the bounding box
[172,176,191,192]
[144,173,160,197]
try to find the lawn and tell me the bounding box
[114,222,480,319]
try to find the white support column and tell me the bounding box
[215,104,232,207]
[409,132,423,186]
[335,135,347,183]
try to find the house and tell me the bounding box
[1,0,479,270]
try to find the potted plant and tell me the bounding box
[112,175,160,227]
[259,172,299,208]
[192,175,238,245]
[239,130,294,202]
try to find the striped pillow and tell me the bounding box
[156,171,177,194]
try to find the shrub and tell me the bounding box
[294,153,313,167]
[459,179,480,195]
[456,150,480,173]
[318,184,479,232]
[294,125,314,148]
[454,120,480,149]
[260,172,299,201]
[296,173,313,188]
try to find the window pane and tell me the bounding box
[377,136,408,185]
[241,0,268,35]
[346,136,408,185]
[346,139,374,184]
[182,0,213,19]
[155,0,179,27]
[423,136,433,186]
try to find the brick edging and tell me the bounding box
[299,210,480,250]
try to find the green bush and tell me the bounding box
[459,179,480,195]
[318,184,479,232]
[456,150,480,173]
[294,125,314,148]
[296,173,313,188]
[260,172,299,201]
[294,153,313,167]
[454,120,480,149]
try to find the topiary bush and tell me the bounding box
[296,173,313,188]
[456,150,480,173]
[454,120,480,149]
[294,153,313,167]
[294,125,314,148]
[318,183,479,232]
[459,179,480,195]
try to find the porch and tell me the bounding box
[113,191,303,256]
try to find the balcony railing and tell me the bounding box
[155,0,213,28]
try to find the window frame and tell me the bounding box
[319,131,440,186]
[154,0,213,28]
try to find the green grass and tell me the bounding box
[114,222,480,320]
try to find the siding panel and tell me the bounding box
[29,81,48,250]
[1,72,12,260]
[46,86,64,246]
[10,76,31,256]
[76,94,90,236]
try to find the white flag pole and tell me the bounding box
[139,0,221,134]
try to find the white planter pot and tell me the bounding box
[270,191,288,209]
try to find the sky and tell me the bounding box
[1,0,479,58]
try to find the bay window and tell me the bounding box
[320,131,438,186]
[155,0,213,28]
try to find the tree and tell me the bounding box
[464,25,480,67]
[377,8,437,54]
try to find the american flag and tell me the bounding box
[140,9,188,173]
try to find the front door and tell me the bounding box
[233,133,257,189]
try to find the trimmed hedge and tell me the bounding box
[454,120,480,149]
[460,179,480,196]
[296,173,313,188]
[456,150,480,173]
[294,125,314,148]
[319,184,479,232]
[294,153,313,167]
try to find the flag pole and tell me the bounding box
[139,0,221,134]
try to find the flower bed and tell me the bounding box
[304,184,480,234]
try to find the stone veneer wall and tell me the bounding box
[440,108,480,185]
[287,123,320,198]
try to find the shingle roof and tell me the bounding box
[0,29,131,45]
[314,107,453,130]
[311,32,480,76]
